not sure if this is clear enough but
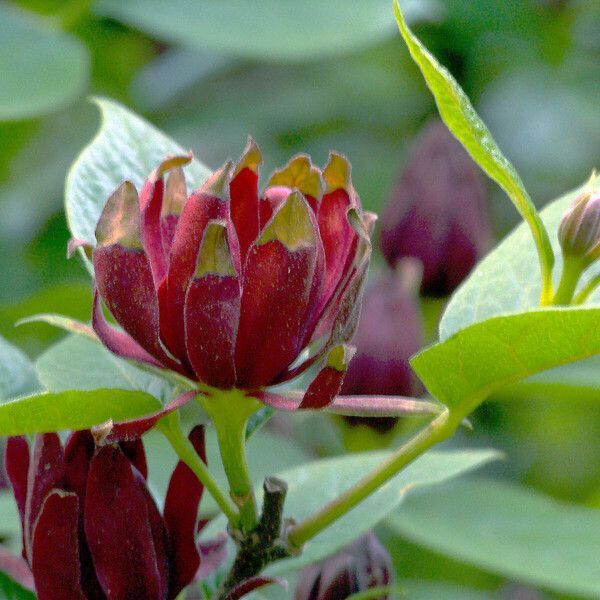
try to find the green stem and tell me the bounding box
[197,390,261,533]
[552,256,584,305]
[157,412,239,526]
[573,273,600,304]
[287,408,462,548]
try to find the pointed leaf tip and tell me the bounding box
[194,220,236,277]
[323,152,352,193]
[153,153,193,179]
[95,181,142,249]
[234,136,262,176]
[258,190,316,250]
[199,160,233,200]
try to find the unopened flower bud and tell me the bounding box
[295,532,393,600]
[380,119,491,296]
[558,189,600,268]
[341,262,424,431]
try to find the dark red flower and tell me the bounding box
[340,266,424,431]
[380,119,492,296]
[91,140,373,409]
[295,532,393,600]
[5,427,206,600]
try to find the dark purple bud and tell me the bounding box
[295,532,393,600]
[558,188,600,268]
[380,119,491,296]
[341,264,424,431]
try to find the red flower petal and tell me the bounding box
[119,438,148,480]
[235,191,320,388]
[24,434,64,563]
[84,445,167,600]
[259,185,291,230]
[139,155,193,288]
[31,490,86,600]
[184,221,240,388]
[5,436,29,537]
[159,162,232,363]
[164,425,206,599]
[230,138,261,265]
[160,166,188,256]
[226,576,287,599]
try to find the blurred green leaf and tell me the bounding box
[389,478,600,597]
[0,571,34,600]
[441,174,600,339]
[412,306,600,409]
[0,388,161,435]
[65,97,210,246]
[0,491,21,554]
[36,334,169,401]
[0,335,38,402]
[393,0,554,302]
[204,448,499,575]
[0,4,88,120]
[95,0,439,62]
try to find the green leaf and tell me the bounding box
[0,5,88,120]
[0,490,21,554]
[65,97,210,247]
[392,0,554,303]
[389,478,600,597]
[0,388,161,436]
[95,0,438,62]
[204,448,499,574]
[0,335,38,402]
[0,572,35,600]
[36,334,169,400]
[412,306,600,410]
[441,174,600,340]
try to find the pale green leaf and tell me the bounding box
[95,0,439,62]
[65,97,211,246]
[412,306,600,409]
[0,5,88,120]
[0,388,161,436]
[0,335,38,402]
[389,478,600,597]
[441,174,600,340]
[393,0,554,301]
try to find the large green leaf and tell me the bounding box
[95,0,437,62]
[389,478,600,597]
[0,572,35,600]
[0,5,88,120]
[65,97,210,246]
[0,388,161,436]
[0,335,38,402]
[393,0,554,302]
[441,174,600,340]
[205,448,499,574]
[412,306,600,410]
[36,334,169,401]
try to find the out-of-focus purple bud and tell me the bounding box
[380,119,492,296]
[340,262,424,431]
[295,532,393,600]
[558,188,600,269]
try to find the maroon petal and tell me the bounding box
[5,436,30,535]
[164,425,206,599]
[93,182,185,374]
[139,155,193,288]
[235,191,320,388]
[92,289,165,369]
[230,138,261,265]
[119,438,148,480]
[84,445,167,600]
[0,546,34,591]
[267,154,324,214]
[226,576,287,599]
[184,221,240,388]
[161,166,188,256]
[299,345,355,409]
[159,162,232,363]
[24,434,64,563]
[100,390,199,443]
[31,490,86,600]
[317,153,361,309]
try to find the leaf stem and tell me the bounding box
[286,407,463,548]
[197,390,261,533]
[157,412,239,526]
[552,256,584,305]
[573,273,600,304]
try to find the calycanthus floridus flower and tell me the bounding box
[91,139,375,411]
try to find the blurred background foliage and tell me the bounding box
[1,0,600,597]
